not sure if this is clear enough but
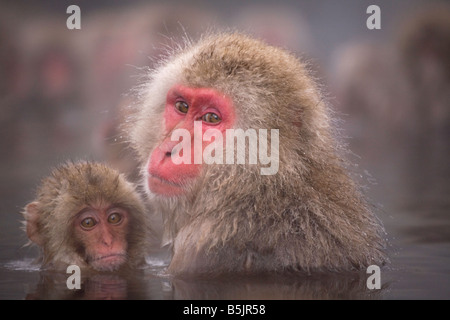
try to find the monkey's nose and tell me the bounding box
[101,237,113,248]
[165,143,181,158]
[156,140,180,161]
[99,227,114,247]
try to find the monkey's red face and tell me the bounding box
[147,85,235,196]
[73,206,130,271]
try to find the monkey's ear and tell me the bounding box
[25,202,44,246]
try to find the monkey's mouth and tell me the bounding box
[147,173,186,196]
[149,173,182,187]
[90,253,127,271]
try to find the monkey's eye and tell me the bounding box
[202,112,221,124]
[80,217,97,229]
[107,213,122,225]
[175,101,189,114]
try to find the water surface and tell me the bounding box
[1,170,449,300]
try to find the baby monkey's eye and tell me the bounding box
[107,213,122,225]
[81,217,96,229]
[175,101,189,113]
[202,112,221,123]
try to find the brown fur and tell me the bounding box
[128,33,387,276]
[23,161,152,271]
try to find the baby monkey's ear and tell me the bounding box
[24,202,44,246]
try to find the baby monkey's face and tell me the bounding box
[73,203,130,272]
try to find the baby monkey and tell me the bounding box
[23,161,151,272]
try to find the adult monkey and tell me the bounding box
[129,33,387,276]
